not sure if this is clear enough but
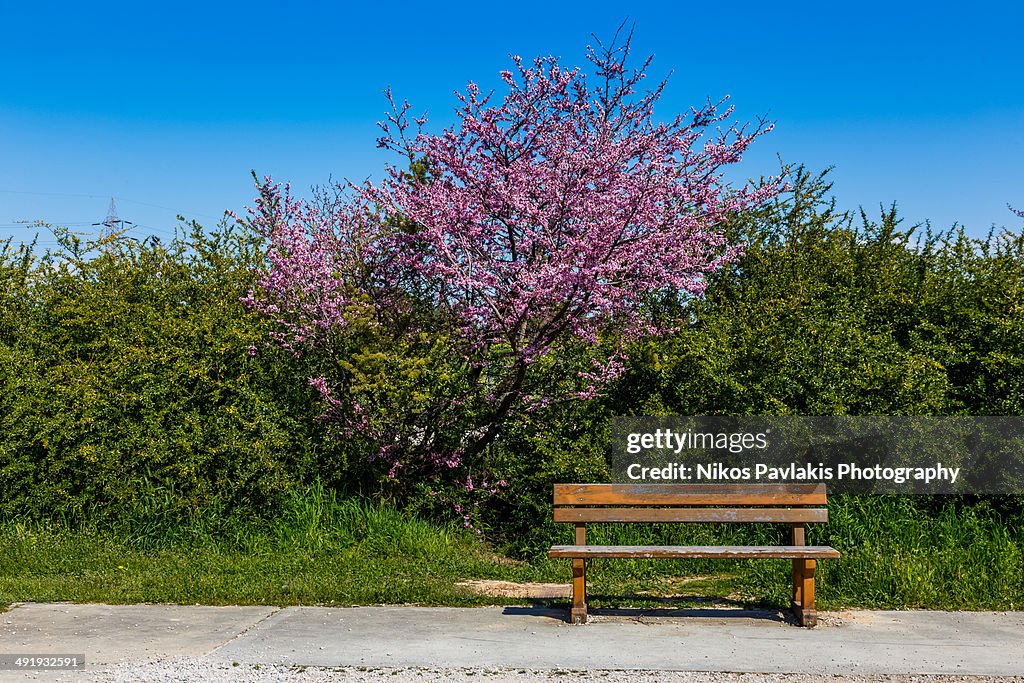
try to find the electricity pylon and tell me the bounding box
[93,197,135,240]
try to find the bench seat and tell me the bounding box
[549,544,841,559]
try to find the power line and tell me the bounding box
[0,189,105,199]
[0,222,96,228]
[0,189,226,221]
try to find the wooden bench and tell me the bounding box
[549,483,840,626]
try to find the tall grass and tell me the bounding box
[2,490,1021,611]
[543,495,1024,610]
[0,486,520,608]
[808,496,1024,609]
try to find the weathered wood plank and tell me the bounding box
[554,507,827,524]
[553,483,827,507]
[571,558,587,624]
[548,544,841,559]
[791,524,806,610]
[799,559,818,627]
[572,524,587,623]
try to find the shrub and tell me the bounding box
[0,224,341,525]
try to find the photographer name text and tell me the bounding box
[625,462,960,484]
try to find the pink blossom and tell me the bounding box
[242,34,783,477]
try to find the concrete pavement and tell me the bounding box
[1,603,1022,680]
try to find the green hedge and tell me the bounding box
[2,169,1023,541]
[0,224,341,525]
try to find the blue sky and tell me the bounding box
[2,1,1022,249]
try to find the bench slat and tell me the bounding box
[548,544,841,559]
[553,507,827,524]
[553,483,827,507]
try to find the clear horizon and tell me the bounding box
[2,1,1023,250]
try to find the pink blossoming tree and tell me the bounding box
[243,31,782,487]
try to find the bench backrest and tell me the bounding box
[553,483,828,524]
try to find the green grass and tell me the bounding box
[552,496,1024,611]
[799,496,1024,610]
[0,488,548,609]
[2,489,1022,612]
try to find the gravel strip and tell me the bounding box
[17,661,1024,683]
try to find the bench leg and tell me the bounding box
[571,558,587,624]
[793,559,817,627]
